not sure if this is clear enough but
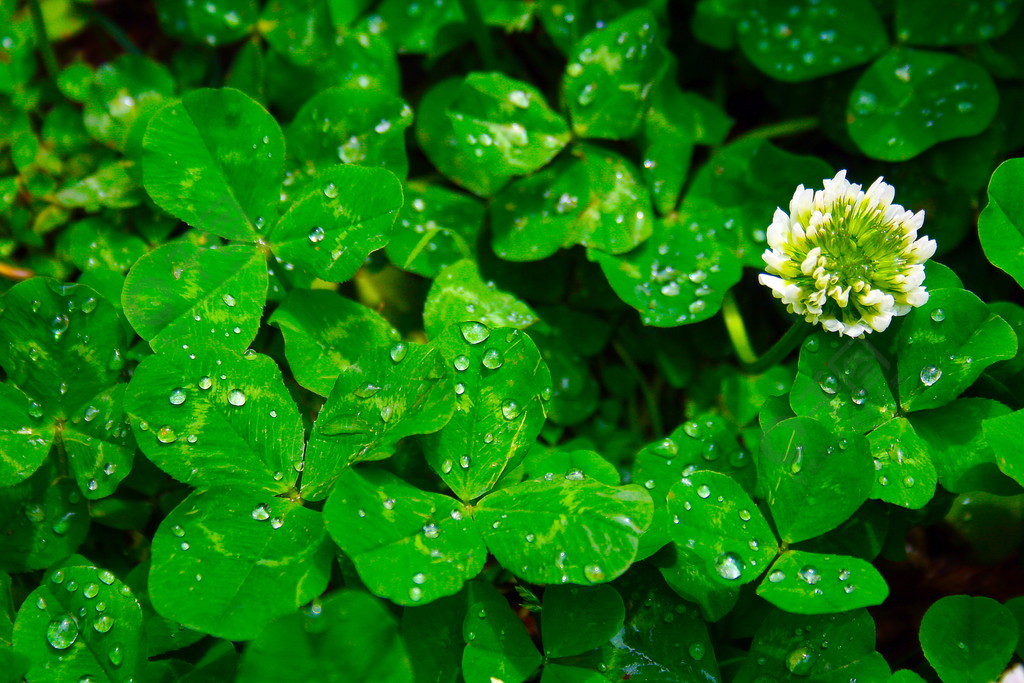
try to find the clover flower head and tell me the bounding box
[758,170,936,338]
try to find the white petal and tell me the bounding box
[907,236,937,262]
[865,176,894,208]
[821,317,842,332]
[859,288,888,306]
[866,309,894,332]
[800,247,822,275]
[905,287,930,307]
[901,265,926,291]
[766,209,791,249]
[830,285,852,307]
[842,323,868,338]
[761,249,784,273]
[758,274,787,296]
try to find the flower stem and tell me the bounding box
[613,340,664,438]
[456,0,497,69]
[735,116,818,142]
[80,5,141,56]
[721,292,757,365]
[722,291,809,374]
[27,0,59,80]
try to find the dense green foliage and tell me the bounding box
[2,0,1024,681]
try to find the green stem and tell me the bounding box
[456,0,497,69]
[721,292,757,365]
[722,291,809,375]
[80,5,141,56]
[735,116,818,142]
[613,341,664,438]
[27,0,59,80]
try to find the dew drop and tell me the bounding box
[92,614,113,633]
[501,399,521,420]
[786,647,815,675]
[458,321,490,344]
[817,374,839,395]
[252,503,271,521]
[583,564,605,582]
[714,552,743,580]
[798,566,821,585]
[481,348,504,370]
[169,388,187,405]
[156,426,177,443]
[930,308,945,322]
[390,342,408,362]
[453,355,470,371]
[920,365,942,386]
[47,615,79,649]
[228,389,247,406]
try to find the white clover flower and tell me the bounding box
[758,170,936,338]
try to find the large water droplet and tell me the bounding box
[583,564,605,582]
[786,646,816,675]
[252,503,271,521]
[715,552,743,580]
[481,348,504,370]
[354,382,381,398]
[798,566,821,585]
[459,321,490,344]
[920,365,941,386]
[817,374,839,395]
[93,614,114,633]
[46,615,79,649]
[228,389,247,406]
[156,426,177,444]
[169,388,187,405]
[390,342,408,362]
[501,399,521,420]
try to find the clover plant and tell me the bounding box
[2,0,1024,681]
